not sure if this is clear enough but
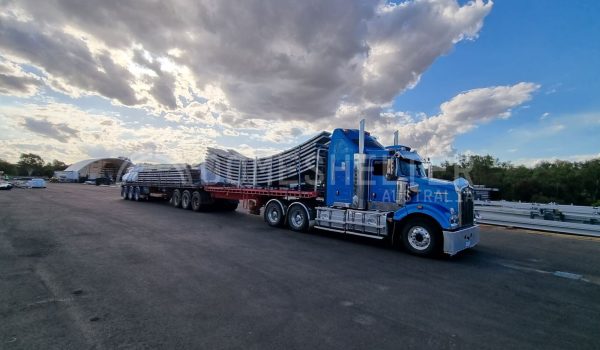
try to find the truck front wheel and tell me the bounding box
[401,218,441,257]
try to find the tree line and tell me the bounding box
[434,154,600,206]
[0,153,68,178]
[2,152,599,206]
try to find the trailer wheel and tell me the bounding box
[264,200,285,227]
[126,186,133,200]
[287,203,310,232]
[181,190,192,210]
[191,191,201,211]
[121,186,127,199]
[133,187,140,201]
[401,218,441,257]
[172,189,182,208]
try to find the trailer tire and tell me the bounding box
[133,187,140,201]
[121,186,127,199]
[401,218,441,257]
[264,200,285,227]
[181,190,192,210]
[172,189,182,208]
[191,191,201,211]
[287,203,310,232]
[126,186,133,200]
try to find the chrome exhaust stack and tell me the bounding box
[353,119,368,210]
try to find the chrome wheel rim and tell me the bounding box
[407,226,431,251]
[291,210,304,228]
[268,208,280,223]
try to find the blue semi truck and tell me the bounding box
[121,120,479,257]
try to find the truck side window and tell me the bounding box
[372,160,385,176]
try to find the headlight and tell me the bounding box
[450,211,458,225]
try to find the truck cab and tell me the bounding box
[315,125,479,256]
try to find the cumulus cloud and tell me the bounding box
[0,60,42,96]
[0,102,217,163]
[358,0,492,106]
[0,15,139,105]
[1,0,492,121]
[0,0,544,163]
[21,117,80,143]
[374,82,540,156]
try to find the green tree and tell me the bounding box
[42,159,68,177]
[434,154,600,206]
[0,159,17,177]
[17,153,45,176]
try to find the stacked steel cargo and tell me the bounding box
[123,164,200,187]
[205,132,330,188]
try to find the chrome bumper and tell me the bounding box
[443,225,479,256]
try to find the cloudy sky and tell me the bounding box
[0,0,598,165]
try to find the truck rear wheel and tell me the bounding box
[287,203,310,232]
[133,187,140,201]
[181,190,192,210]
[172,189,182,208]
[121,186,127,199]
[264,200,285,227]
[401,218,441,257]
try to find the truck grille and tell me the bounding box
[461,188,474,226]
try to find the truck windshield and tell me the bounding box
[398,159,426,178]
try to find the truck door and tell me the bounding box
[367,158,397,209]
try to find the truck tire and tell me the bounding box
[401,218,441,257]
[172,189,182,208]
[264,200,285,227]
[133,187,140,201]
[191,191,201,211]
[121,186,127,199]
[287,203,310,232]
[181,190,192,210]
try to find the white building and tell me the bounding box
[54,158,132,182]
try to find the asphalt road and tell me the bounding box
[1,184,599,349]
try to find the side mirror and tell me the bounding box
[386,158,397,180]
